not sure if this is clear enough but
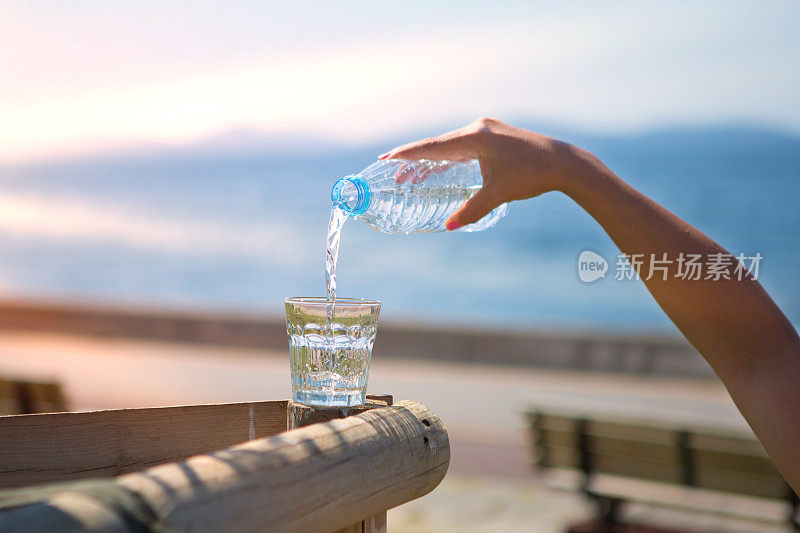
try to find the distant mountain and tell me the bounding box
[189,121,800,158]
[610,126,799,155]
[530,123,800,156]
[4,121,798,169]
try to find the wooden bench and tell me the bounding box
[0,395,449,532]
[527,408,798,532]
[0,377,67,415]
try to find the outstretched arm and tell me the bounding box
[382,118,800,493]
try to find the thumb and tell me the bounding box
[445,187,496,231]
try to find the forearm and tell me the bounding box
[561,148,799,381]
[562,149,800,492]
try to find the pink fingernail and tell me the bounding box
[445,220,462,231]
[378,152,390,159]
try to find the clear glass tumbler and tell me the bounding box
[284,297,381,407]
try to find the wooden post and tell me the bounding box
[288,395,393,533]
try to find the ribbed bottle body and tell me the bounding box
[332,159,508,234]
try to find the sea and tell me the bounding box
[0,123,798,333]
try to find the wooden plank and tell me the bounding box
[535,428,579,448]
[0,400,288,488]
[690,431,767,456]
[587,420,676,446]
[590,453,683,484]
[543,447,683,483]
[589,435,679,463]
[534,413,581,433]
[541,446,581,468]
[693,448,782,478]
[541,470,793,525]
[0,400,450,533]
[537,428,680,463]
[586,474,793,525]
[533,413,679,445]
[530,409,702,436]
[694,466,791,499]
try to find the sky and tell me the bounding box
[1,0,799,162]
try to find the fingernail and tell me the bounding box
[378,152,390,159]
[445,220,462,231]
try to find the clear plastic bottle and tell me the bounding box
[330,159,508,233]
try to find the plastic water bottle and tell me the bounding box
[330,159,509,233]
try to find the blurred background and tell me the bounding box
[1,1,799,531]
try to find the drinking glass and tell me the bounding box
[284,297,381,407]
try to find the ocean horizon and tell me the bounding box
[0,121,798,333]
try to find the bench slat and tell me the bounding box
[539,428,680,463]
[542,446,683,484]
[695,466,790,499]
[691,432,768,456]
[693,448,781,478]
[587,420,676,446]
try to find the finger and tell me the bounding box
[394,160,446,184]
[380,131,477,162]
[410,165,434,184]
[393,163,415,184]
[445,187,496,231]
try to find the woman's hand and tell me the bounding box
[380,117,598,230]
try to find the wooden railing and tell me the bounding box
[0,398,449,532]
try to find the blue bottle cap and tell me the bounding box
[331,176,371,215]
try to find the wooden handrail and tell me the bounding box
[0,400,449,533]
